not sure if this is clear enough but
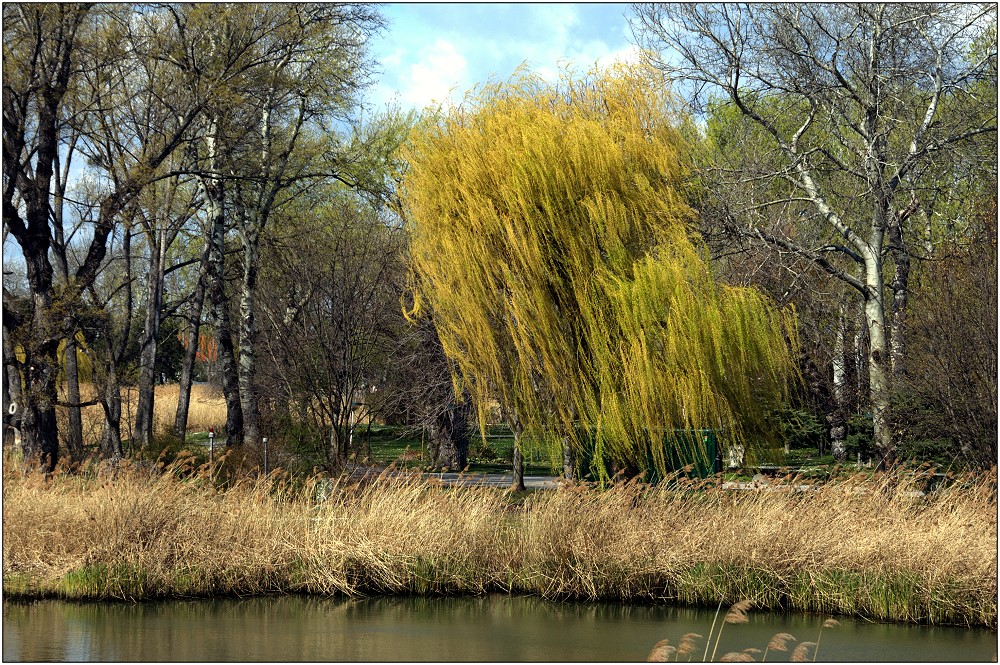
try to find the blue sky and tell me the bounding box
[369,3,639,110]
[2,4,640,267]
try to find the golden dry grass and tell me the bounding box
[57,383,228,443]
[3,457,996,627]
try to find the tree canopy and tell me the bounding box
[401,65,799,480]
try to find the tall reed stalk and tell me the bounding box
[648,601,834,662]
[3,456,996,628]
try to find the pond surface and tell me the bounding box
[3,594,996,662]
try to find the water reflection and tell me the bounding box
[3,595,996,662]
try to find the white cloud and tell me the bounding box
[368,5,640,112]
[399,38,468,109]
[537,4,579,46]
[380,47,405,70]
[594,44,642,70]
[484,7,637,83]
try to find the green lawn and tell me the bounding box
[357,425,556,475]
[355,425,868,479]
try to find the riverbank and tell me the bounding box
[3,456,996,627]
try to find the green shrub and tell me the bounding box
[845,413,875,462]
[777,407,828,451]
[899,437,960,468]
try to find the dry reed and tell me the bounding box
[56,383,228,445]
[650,601,836,662]
[3,458,996,628]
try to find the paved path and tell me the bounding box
[340,463,559,489]
[424,472,561,489]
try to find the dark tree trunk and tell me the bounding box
[888,209,912,385]
[799,350,845,463]
[427,403,470,470]
[237,223,261,448]
[562,435,576,480]
[325,407,346,471]
[12,155,62,472]
[2,7,89,472]
[2,327,21,448]
[203,173,243,447]
[62,335,85,462]
[133,231,166,449]
[174,241,210,440]
[99,365,125,461]
[21,350,60,473]
[511,433,525,491]
[19,274,61,472]
[96,227,132,462]
[506,414,525,490]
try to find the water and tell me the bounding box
[3,595,996,662]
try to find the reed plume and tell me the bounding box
[647,639,675,662]
[710,600,753,661]
[762,632,796,661]
[790,641,816,662]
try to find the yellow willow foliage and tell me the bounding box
[402,65,798,478]
[12,332,95,384]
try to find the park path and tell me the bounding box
[424,472,561,489]
[342,463,560,489]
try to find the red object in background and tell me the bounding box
[177,331,220,363]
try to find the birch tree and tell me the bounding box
[631,3,997,468]
[159,4,384,448]
[402,66,798,481]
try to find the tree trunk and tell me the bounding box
[208,236,243,446]
[14,199,62,472]
[2,327,22,448]
[854,324,865,411]
[133,228,166,449]
[562,435,576,480]
[19,330,60,473]
[511,426,525,491]
[61,335,85,462]
[99,363,125,461]
[174,241,210,440]
[888,212,911,383]
[427,403,470,470]
[830,304,848,461]
[862,249,894,469]
[21,287,61,472]
[201,127,243,447]
[95,226,133,461]
[237,222,261,448]
[326,419,345,471]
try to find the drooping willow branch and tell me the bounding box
[401,64,799,480]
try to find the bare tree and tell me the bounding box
[257,189,407,470]
[3,5,92,470]
[156,4,385,450]
[84,223,135,462]
[632,3,997,467]
[381,313,475,472]
[129,169,200,450]
[173,233,211,441]
[3,5,226,467]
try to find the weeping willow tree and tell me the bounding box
[401,65,798,481]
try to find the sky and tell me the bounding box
[2,3,642,267]
[368,3,640,111]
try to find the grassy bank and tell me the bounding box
[3,456,995,627]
